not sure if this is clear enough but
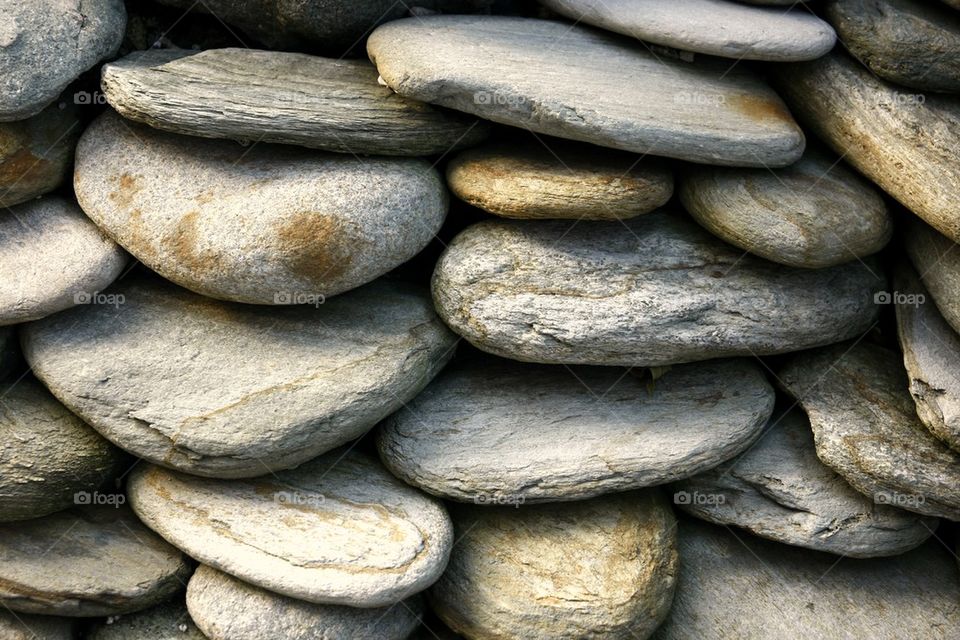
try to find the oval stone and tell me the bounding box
[87,600,204,640]
[904,215,960,336]
[74,110,448,304]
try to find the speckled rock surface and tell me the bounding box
[368,16,805,167]
[187,565,424,640]
[904,215,960,336]
[430,491,677,639]
[0,609,75,640]
[22,274,456,478]
[128,450,453,608]
[87,600,204,639]
[432,212,882,366]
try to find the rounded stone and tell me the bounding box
[87,600,204,639]
[904,215,960,336]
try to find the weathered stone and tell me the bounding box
[22,274,456,478]
[74,110,448,304]
[432,212,882,367]
[87,600,204,639]
[0,609,75,640]
[368,16,805,167]
[778,341,960,520]
[101,48,488,156]
[187,565,424,640]
[904,215,960,336]
[679,149,891,268]
[429,492,677,639]
[128,450,453,607]
[0,505,190,616]
[0,196,127,325]
[378,357,774,503]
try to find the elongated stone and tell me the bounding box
[904,215,960,336]
[87,600,204,639]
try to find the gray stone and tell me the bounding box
[429,491,677,639]
[187,565,424,640]
[22,274,456,478]
[87,600,204,640]
[445,138,673,220]
[778,342,960,521]
[378,357,774,503]
[368,16,805,167]
[101,48,488,156]
[128,450,453,608]
[0,609,76,640]
[679,148,891,268]
[74,110,448,304]
[542,0,835,61]
[432,212,882,367]
[673,408,937,557]
[653,519,960,640]
[0,0,126,120]
[0,196,127,325]
[825,0,960,93]
[904,215,960,336]
[0,505,191,616]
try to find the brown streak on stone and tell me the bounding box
[729,94,793,124]
[275,211,354,284]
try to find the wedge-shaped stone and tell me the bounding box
[904,215,960,336]
[87,600,204,639]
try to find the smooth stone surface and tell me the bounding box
[679,149,891,268]
[0,610,75,640]
[0,378,124,522]
[904,215,960,336]
[430,492,677,639]
[22,275,456,478]
[543,0,835,61]
[74,111,447,304]
[673,408,937,557]
[432,212,882,367]
[128,450,453,607]
[653,519,960,639]
[0,505,190,616]
[0,196,127,325]
[187,565,424,640]
[777,52,960,245]
[102,48,488,156]
[379,358,774,503]
[826,0,960,93]
[87,600,204,639]
[778,342,960,521]
[368,16,805,167]
[0,101,81,207]
[0,0,126,120]
[445,139,673,220]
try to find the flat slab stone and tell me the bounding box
[378,357,774,503]
[904,215,960,336]
[0,610,75,640]
[87,600,204,639]
[0,505,190,616]
[445,138,673,220]
[542,0,835,61]
[778,342,960,520]
[673,408,937,557]
[0,196,127,325]
[187,565,424,640]
[22,274,456,478]
[429,491,677,639]
[679,148,891,268]
[368,16,805,167]
[432,212,882,366]
[101,48,488,156]
[777,51,960,244]
[75,110,448,304]
[128,450,453,608]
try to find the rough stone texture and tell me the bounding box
[653,519,960,640]
[128,450,453,608]
[0,505,190,616]
[432,212,882,367]
[904,215,960,336]
[0,101,81,207]
[368,16,806,167]
[0,0,126,120]
[22,274,456,478]
[101,48,489,156]
[87,600,204,639]
[0,609,75,640]
[75,110,448,304]
[0,196,127,325]
[445,139,673,220]
[778,342,960,521]
[429,492,677,639]
[0,377,125,522]
[378,357,774,503]
[542,0,835,61]
[187,565,424,640]
[825,0,960,93]
[679,149,891,268]
[777,51,960,245]
[673,408,937,557]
